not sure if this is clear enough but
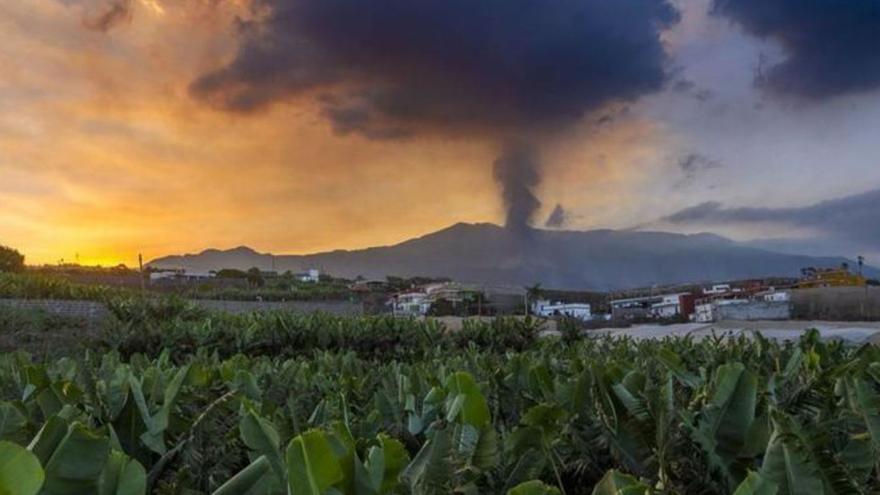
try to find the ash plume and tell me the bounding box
[191,0,681,230]
[545,204,568,228]
[493,142,542,231]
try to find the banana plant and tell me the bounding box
[0,440,44,495]
[0,409,147,495]
[681,362,761,489]
[507,479,562,495]
[589,470,650,495]
[758,409,858,494]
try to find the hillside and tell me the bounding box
[148,223,875,290]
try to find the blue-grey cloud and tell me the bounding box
[191,0,680,138]
[663,188,880,247]
[713,0,880,99]
[677,153,722,184]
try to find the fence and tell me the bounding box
[0,298,110,323]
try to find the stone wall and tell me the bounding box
[715,301,791,321]
[791,287,880,320]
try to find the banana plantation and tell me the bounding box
[1,306,879,494]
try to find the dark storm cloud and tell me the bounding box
[191,0,680,137]
[82,0,132,32]
[713,0,880,99]
[320,100,412,140]
[663,188,880,246]
[544,204,568,228]
[191,0,680,230]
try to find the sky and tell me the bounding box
[2,0,879,266]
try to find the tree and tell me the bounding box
[246,267,265,288]
[216,268,248,279]
[0,245,24,272]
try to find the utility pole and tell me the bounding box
[138,253,146,293]
[859,256,869,319]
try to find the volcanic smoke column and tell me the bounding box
[190,0,681,229]
[493,142,542,231]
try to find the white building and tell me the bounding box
[694,302,715,323]
[531,299,592,320]
[651,294,686,318]
[392,292,431,317]
[610,292,692,320]
[760,290,790,302]
[703,284,731,295]
[297,269,320,283]
[149,269,215,283]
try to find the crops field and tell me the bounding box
[1,298,879,494]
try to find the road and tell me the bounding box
[592,320,880,344]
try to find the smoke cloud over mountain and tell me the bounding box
[492,142,542,230]
[545,204,568,228]
[191,0,681,229]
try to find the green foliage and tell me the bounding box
[286,429,344,494]
[0,246,24,273]
[0,272,117,301]
[0,320,878,494]
[509,479,562,495]
[0,440,44,495]
[732,471,778,495]
[590,470,649,495]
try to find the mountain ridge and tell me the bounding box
[147,223,876,290]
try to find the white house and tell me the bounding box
[703,284,731,295]
[149,269,215,283]
[694,302,715,323]
[531,299,592,320]
[392,292,431,317]
[610,292,693,320]
[760,290,790,302]
[297,269,320,283]
[651,294,686,318]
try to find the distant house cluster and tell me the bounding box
[609,293,695,321]
[148,267,321,286]
[604,265,867,323]
[297,269,321,283]
[388,282,526,317]
[692,286,791,323]
[149,268,216,284]
[143,259,872,323]
[530,300,592,320]
[386,281,601,320]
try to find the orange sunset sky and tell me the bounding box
[4,0,880,266]
[1,0,679,266]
